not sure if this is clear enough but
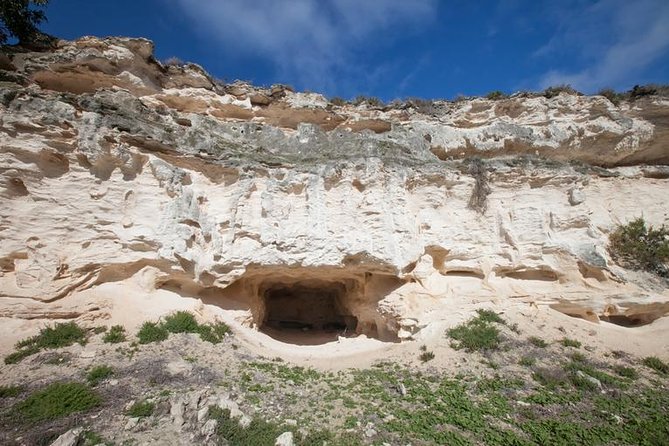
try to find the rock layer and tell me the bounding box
[1,37,668,343]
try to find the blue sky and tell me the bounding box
[41,0,669,101]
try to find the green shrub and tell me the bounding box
[419,351,435,363]
[210,407,285,446]
[598,88,623,105]
[485,90,507,100]
[0,385,23,397]
[330,96,347,106]
[353,95,384,107]
[543,84,579,99]
[614,365,638,380]
[163,311,200,334]
[102,325,126,343]
[560,338,582,348]
[126,400,154,417]
[86,365,113,386]
[528,336,548,348]
[198,321,231,344]
[15,382,100,422]
[137,321,168,344]
[475,309,506,325]
[519,356,536,367]
[609,217,669,276]
[447,312,502,352]
[5,322,87,364]
[642,356,669,375]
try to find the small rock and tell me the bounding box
[125,417,139,431]
[516,400,531,407]
[170,397,186,429]
[568,187,585,206]
[197,406,209,423]
[201,419,218,437]
[217,395,250,427]
[576,370,602,389]
[284,419,298,426]
[109,379,119,386]
[250,94,271,106]
[50,428,82,446]
[79,350,96,359]
[398,382,407,397]
[167,360,193,376]
[275,431,294,446]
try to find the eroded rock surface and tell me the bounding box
[1,37,668,345]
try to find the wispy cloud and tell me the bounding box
[535,0,669,92]
[173,0,437,95]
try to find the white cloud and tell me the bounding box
[173,0,436,94]
[536,0,669,92]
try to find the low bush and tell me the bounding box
[102,325,126,344]
[0,385,23,398]
[614,365,638,380]
[543,84,580,99]
[485,90,507,100]
[560,338,582,348]
[609,217,669,277]
[5,322,87,364]
[137,322,169,344]
[87,365,113,386]
[15,382,100,422]
[419,351,435,363]
[598,88,623,105]
[642,356,669,375]
[447,310,505,352]
[126,400,154,417]
[528,336,549,348]
[197,321,231,344]
[163,311,200,334]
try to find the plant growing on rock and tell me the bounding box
[103,325,126,343]
[15,382,100,422]
[609,217,669,277]
[466,158,491,214]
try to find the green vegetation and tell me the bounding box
[14,382,100,422]
[5,321,87,364]
[609,217,669,277]
[447,309,505,351]
[353,95,384,107]
[485,90,507,100]
[560,338,582,348]
[419,351,435,363]
[102,325,126,343]
[0,0,50,45]
[137,321,169,344]
[528,336,548,348]
[0,384,23,398]
[138,312,231,344]
[86,365,114,386]
[543,84,580,99]
[126,400,155,417]
[519,356,536,367]
[329,96,347,106]
[598,88,623,105]
[613,365,638,380]
[209,407,362,446]
[642,356,669,375]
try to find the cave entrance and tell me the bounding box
[263,284,358,333]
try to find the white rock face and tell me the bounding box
[0,37,668,347]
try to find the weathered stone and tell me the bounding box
[275,431,294,446]
[49,428,82,446]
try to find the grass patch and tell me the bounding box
[126,400,155,417]
[0,385,23,398]
[447,310,504,352]
[137,321,169,344]
[519,356,536,367]
[102,325,126,343]
[560,338,582,348]
[5,322,87,364]
[528,336,548,348]
[642,356,669,375]
[14,382,100,422]
[613,365,638,380]
[86,365,114,386]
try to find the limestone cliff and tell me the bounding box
[1,37,668,345]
